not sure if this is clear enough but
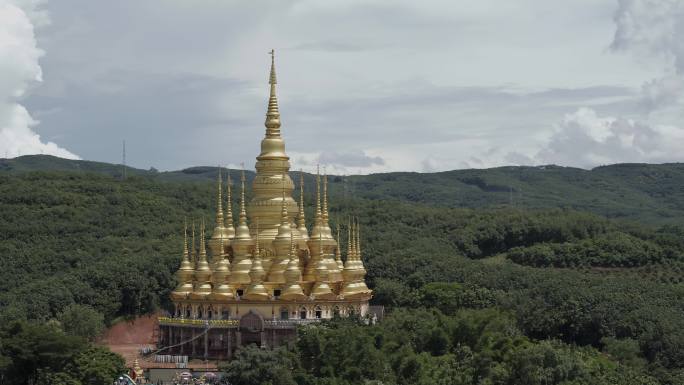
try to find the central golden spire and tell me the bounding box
[258,49,286,158]
[265,49,280,137]
[249,49,298,242]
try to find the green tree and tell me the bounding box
[57,305,105,341]
[69,346,126,385]
[0,321,86,385]
[220,345,297,385]
[601,337,647,371]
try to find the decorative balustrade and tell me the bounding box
[265,319,322,328]
[158,316,323,329]
[157,317,239,328]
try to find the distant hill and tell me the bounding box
[2,155,683,225]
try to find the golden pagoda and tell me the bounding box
[159,50,372,359]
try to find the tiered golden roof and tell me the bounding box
[170,50,371,309]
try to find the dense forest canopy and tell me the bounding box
[1,157,684,384]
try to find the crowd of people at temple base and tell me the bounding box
[115,371,221,385]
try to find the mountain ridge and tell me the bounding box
[3,154,684,225]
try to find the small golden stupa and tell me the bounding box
[158,51,372,359]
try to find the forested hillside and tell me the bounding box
[3,155,684,225]
[1,159,684,384]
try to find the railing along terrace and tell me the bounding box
[158,316,323,328]
[157,317,239,328]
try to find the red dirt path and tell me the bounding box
[98,314,217,370]
[100,315,158,346]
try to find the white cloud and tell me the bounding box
[11,0,682,171]
[0,0,78,159]
[640,75,684,111]
[516,0,684,170]
[611,0,684,111]
[535,107,684,168]
[290,149,386,175]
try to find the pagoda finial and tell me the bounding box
[173,219,195,297]
[336,223,341,256]
[199,219,207,257]
[225,170,235,237]
[315,165,322,223]
[245,217,268,300]
[215,167,224,227]
[335,222,344,270]
[191,220,197,262]
[265,49,281,136]
[240,168,246,218]
[269,49,277,85]
[281,230,306,301]
[297,169,308,238]
[274,175,292,243]
[255,218,260,257]
[183,218,189,259]
[356,218,361,258]
[280,177,288,225]
[351,219,357,261]
[322,168,329,223]
[235,167,252,240]
[347,217,353,260]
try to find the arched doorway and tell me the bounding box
[239,311,264,347]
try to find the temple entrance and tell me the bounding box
[239,311,264,347]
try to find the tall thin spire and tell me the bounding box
[280,180,288,224]
[351,219,357,261]
[171,221,194,296]
[240,169,247,219]
[281,231,306,301]
[297,169,309,240]
[273,177,292,240]
[191,220,197,263]
[335,223,344,270]
[245,217,268,300]
[315,165,322,223]
[311,232,333,298]
[320,168,333,240]
[209,231,234,300]
[235,168,251,240]
[254,218,261,257]
[209,167,227,258]
[190,219,213,297]
[199,219,207,259]
[336,223,342,257]
[265,49,281,137]
[341,216,370,298]
[228,168,254,285]
[347,218,353,261]
[322,170,329,223]
[356,218,361,259]
[215,167,224,228]
[183,218,189,259]
[225,170,235,238]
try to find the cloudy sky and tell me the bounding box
[1,0,683,173]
